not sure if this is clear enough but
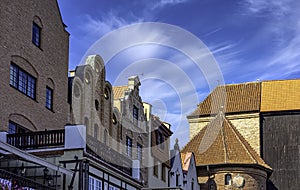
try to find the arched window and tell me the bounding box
[225,174,232,185]
[95,99,99,111]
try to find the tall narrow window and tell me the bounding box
[176,172,179,187]
[225,174,232,185]
[10,63,36,99]
[156,130,164,149]
[161,164,166,182]
[46,86,53,110]
[191,179,194,190]
[32,22,41,47]
[137,143,142,162]
[153,160,158,177]
[126,136,132,157]
[133,105,138,120]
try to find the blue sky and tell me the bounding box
[58,0,300,147]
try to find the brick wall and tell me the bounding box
[0,0,69,131]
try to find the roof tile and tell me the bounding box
[182,112,272,171]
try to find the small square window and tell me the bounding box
[32,22,41,47]
[46,87,53,110]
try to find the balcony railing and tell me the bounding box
[0,168,55,190]
[86,135,132,175]
[7,129,65,150]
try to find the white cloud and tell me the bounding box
[81,12,143,39]
[151,0,190,10]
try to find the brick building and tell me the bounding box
[182,112,272,190]
[0,0,69,132]
[187,79,300,189]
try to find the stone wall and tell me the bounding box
[188,113,261,154]
[198,166,268,190]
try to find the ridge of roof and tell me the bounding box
[188,78,300,117]
[182,112,272,171]
[188,81,261,117]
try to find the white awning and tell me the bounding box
[0,141,73,176]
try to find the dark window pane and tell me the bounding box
[8,122,16,134]
[18,70,27,94]
[32,22,41,47]
[10,64,18,87]
[10,63,36,99]
[28,76,36,98]
[126,136,132,157]
[46,87,53,109]
[133,106,138,120]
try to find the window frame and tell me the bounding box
[32,22,41,47]
[156,130,165,150]
[126,136,132,157]
[225,173,232,185]
[45,86,53,110]
[89,176,102,190]
[133,105,139,120]
[10,63,36,100]
[8,121,30,134]
[161,164,166,182]
[137,143,142,162]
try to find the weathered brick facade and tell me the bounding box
[0,0,69,131]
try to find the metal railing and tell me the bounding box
[0,168,55,190]
[7,129,65,149]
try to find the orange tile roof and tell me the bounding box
[112,86,128,99]
[182,112,272,171]
[261,79,300,112]
[188,82,261,117]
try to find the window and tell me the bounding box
[133,105,138,120]
[126,136,132,157]
[10,63,36,99]
[191,179,194,190]
[89,176,102,190]
[153,160,158,177]
[161,164,166,182]
[46,86,53,110]
[137,143,142,162]
[32,22,41,47]
[8,121,30,134]
[8,121,29,134]
[176,172,179,187]
[156,130,164,149]
[109,185,119,190]
[104,88,109,99]
[95,100,99,111]
[225,174,232,185]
